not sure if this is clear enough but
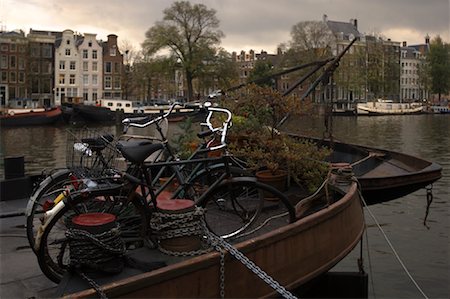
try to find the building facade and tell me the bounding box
[79,33,103,105]
[0,30,28,108]
[400,38,430,102]
[102,34,123,100]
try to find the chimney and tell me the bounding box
[353,19,358,29]
[402,41,407,47]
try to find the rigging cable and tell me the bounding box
[358,188,429,299]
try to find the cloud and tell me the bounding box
[3,0,449,53]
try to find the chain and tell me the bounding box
[424,185,434,227]
[206,229,298,299]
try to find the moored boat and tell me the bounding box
[429,105,450,114]
[291,134,442,204]
[356,99,423,115]
[0,107,62,126]
[61,171,365,298]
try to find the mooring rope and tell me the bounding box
[358,187,429,299]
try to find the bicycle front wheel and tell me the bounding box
[36,190,148,283]
[199,180,282,240]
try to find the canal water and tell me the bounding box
[0,114,448,298]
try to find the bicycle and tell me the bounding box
[35,104,296,283]
[25,102,229,253]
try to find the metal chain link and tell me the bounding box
[205,229,298,299]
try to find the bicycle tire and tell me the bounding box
[198,179,282,239]
[26,169,72,252]
[36,189,148,283]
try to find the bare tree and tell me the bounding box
[142,1,223,101]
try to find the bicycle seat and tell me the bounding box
[117,140,164,164]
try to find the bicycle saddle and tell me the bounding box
[117,140,164,164]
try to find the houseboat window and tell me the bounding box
[117,103,122,107]
[125,103,131,107]
[107,102,113,107]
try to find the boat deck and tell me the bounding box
[57,185,335,296]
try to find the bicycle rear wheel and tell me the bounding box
[199,180,282,239]
[26,169,72,252]
[36,189,148,283]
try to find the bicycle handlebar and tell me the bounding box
[122,102,182,132]
[202,105,233,151]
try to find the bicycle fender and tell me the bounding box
[25,168,71,217]
[34,199,66,251]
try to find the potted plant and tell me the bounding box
[224,84,330,194]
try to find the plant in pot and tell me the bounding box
[224,84,331,194]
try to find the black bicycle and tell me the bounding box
[34,104,296,283]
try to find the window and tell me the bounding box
[83,88,88,101]
[18,72,25,83]
[1,55,7,69]
[10,44,16,52]
[92,89,98,101]
[59,74,65,84]
[42,78,51,93]
[92,62,98,71]
[43,61,51,74]
[59,61,65,70]
[69,74,76,85]
[42,45,52,58]
[83,61,88,72]
[31,45,40,57]
[0,44,8,51]
[30,61,39,73]
[1,71,7,82]
[92,50,97,59]
[83,49,88,59]
[104,76,112,89]
[18,58,25,70]
[10,71,16,83]
[110,47,116,56]
[65,48,71,56]
[10,56,16,68]
[66,39,70,45]
[92,74,98,85]
[83,74,89,85]
[113,76,121,89]
[105,62,112,73]
[70,61,76,70]
[88,42,92,47]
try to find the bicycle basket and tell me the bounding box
[66,127,122,177]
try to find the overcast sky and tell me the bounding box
[2,0,449,53]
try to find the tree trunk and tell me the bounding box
[186,70,194,101]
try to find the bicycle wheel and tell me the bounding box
[26,169,72,252]
[199,180,281,239]
[36,190,148,283]
[184,165,250,202]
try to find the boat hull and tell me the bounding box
[66,182,364,298]
[293,135,442,204]
[0,107,62,126]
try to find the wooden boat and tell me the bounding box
[356,99,423,115]
[62,170,365,298]
[291,134,443,204]
[0,107,62,126]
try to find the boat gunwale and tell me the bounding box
[67,181,364,298]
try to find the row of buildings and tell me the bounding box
[232,15,431,111]
[0,16,433,110]
[1,29,124,109]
